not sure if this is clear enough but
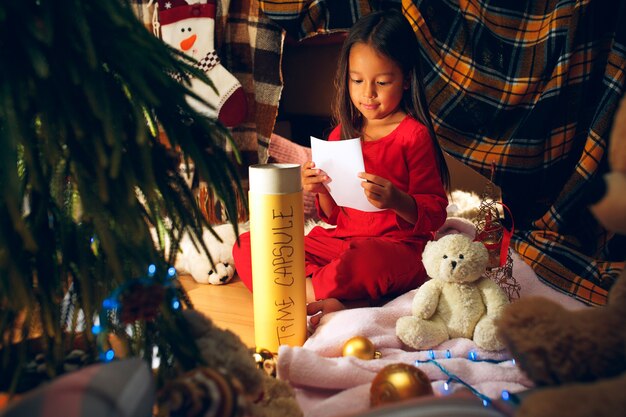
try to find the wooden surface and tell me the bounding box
[180,275,255,348]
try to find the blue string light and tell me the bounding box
[416,358,492,406]
[415,350,514,407]
[90,236,100,255]
[501,390,520,404]
[501,390,511,401]
[465,350,509,364]
[101,349,115,362]
[102,298,119,309]
[95,264,183,363]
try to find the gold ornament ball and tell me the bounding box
[370,363,433,407]
[342,336,378,360]
[252,348,277,377]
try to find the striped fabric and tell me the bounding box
[216,0,284,164]
[258,0,401,40]
[257,0,625,306]
[402,0,626,306]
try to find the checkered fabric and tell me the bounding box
[402,0,626,306]
[170,50,221,82]
[214,0,285,164]
[197,50,220,73]
[258,0,401,39]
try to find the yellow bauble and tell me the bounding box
[342,336,379,360]
[370,363,433,407]
[252,348,277,377]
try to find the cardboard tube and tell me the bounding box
[249,164,307,353]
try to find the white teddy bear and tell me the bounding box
[396,233,509,351]
[173,219,328,285]
[175,222,249,285]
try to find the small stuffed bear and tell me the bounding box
[396,233,509,351]
[157,310,303,417]
[176,222,249,285]
[496,274,626,416]
[494,95,626,417]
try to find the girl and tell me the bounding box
[233,9,449,326]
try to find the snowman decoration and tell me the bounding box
[155,0,246,127]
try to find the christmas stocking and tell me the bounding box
[155,0,247,127]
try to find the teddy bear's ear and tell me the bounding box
[609,92,626,173]
[472,239,489,255]
[422,239,438,260]
[470,240,489,262]
[424,238,435,251]
[421,239,439,274]
[590,172,626,234]
[589,91,626,233]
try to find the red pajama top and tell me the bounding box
[315,116,448,241]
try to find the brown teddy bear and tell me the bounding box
[157,310,303,417]
[495,95,626,416]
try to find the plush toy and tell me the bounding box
[494,96,626,417]
[157,309,303,417]
[175,222,249,285]
[154,0,247,127]
[396,233,509,351]
[174,218,326,285]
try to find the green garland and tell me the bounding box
[0,0,243,393]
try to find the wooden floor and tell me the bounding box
[180,275,255,347]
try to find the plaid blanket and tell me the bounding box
[217,0,284,165]
[402,0,626,306]
[259,0,625,306]
[258,0,401,39]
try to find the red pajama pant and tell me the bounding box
[231,226,428,301]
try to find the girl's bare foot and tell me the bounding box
[306,298,346,329]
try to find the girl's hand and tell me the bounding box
[358,172,402,209]
[307,298,346,329]
[359,172,418,224]
[302,161,330,195]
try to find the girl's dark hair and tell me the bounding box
[332,9,450,190]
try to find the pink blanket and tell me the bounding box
[277,218,586,417]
